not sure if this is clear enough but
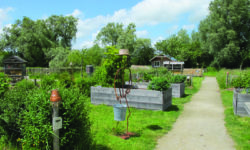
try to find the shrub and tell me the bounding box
[58,71,72,88]
[206,66,218,72]
[15,79,36,90]
[74,76,97,96]
[0,87,92,149]
[0,73,11,97]
[40,74,57,90]
[231,73,250,88]
[148,77,170,91]
[170,75,187,83]
[143,72,152,81]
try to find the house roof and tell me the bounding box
[149,55,172,62]
[3,56,27,64]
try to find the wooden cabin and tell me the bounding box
[150,56,172,68]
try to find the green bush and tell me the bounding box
[206,66,218,72]
[0,73,11,97]
[15,79,36,90]
[231,73,250,88]
[143,72,152,81]
[74,76,97,96]
[94,46,128,87]
[148,77,170,91]
[0,87,92,149]
[40,74,57,90]
[58,72,72,88]
[170,75,187,83]
[216,70,227,89]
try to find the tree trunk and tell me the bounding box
[240,61,243,71]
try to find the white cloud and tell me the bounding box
[182,24,195,30]
[0,7,14,32]
[72,0,212,49]
[69,9,83,18]
[74,0,212,38]
[136,30,148,37]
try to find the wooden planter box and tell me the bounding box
[171,83,185,98]
[233,89,250,116]
[91,86,172,111]
[132,82,149,89]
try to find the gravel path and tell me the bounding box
[156,77,235,150]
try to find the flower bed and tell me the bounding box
[91,86,172,110]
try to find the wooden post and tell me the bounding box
[226,72,229,88]
[52,105,59,150]
[50,90,62,150]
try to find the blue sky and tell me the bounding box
[0,0,212,49]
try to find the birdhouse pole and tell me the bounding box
[50,90,62,150]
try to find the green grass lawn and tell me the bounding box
[89,77,204,150]
[220,90,250,150]
[203,71,218,77]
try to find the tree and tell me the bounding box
[95,23,123,46]
[95,22,137,53]
[199,0,250,68]
[117,23,137,53]
[155,29,189,61]
[132,38,154,65]
[0,15,78,67]
[155,29,207,68]
[48,47,70,68]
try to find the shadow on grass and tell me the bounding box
[165,105,179,112]
[146,125,163,130]
[182,93,191,98]
[94,144,112,150]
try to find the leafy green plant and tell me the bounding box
[231,73,250,88]
[94,46,128,87]
[0,86,92,149]
[0,73,11,97]
[40,74,57,90]
[15,79,36,90]
[74,76,97,96]
[148,77,170,91]
[143,72,152,81]
[170,75,187,83]
[58,71,72,88]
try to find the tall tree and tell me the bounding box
[199,0,250,68]
[131,38,154,65]
[95,22,137,53]
[117,23,137,53]
[95,23,123,46]
[0,15,78,67]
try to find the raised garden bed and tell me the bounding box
[91,86,172,111]
[171,83,185,98]
[233,89,250,116]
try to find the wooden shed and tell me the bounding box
[150,56,172,68]
[3,56,27,82]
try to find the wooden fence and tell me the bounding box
[26,67,82,76]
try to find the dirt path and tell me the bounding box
[156,77,235,150]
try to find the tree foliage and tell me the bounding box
[0,15,77,67]
[95,22,137,53]
[199,0,250,68]
[132,38,154,65]
[155,29,205,67]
